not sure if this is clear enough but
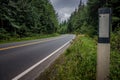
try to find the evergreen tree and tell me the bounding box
[67,0,120,36]
[0,0,59,39]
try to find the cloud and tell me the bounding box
[58,7,74,22]
[50,0,58,4]
[50,0,87,22]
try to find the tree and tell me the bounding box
[67,0,120,36]
[0,0,59,40]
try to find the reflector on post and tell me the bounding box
[97,8,111,80]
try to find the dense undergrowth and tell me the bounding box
[37,34,120,80]
[0,33,59,44]
[36,35,97,80]
[110,28,120,80]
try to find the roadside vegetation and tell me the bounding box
[51,0,120,79]
[36,35,97,80]
[0,33,59,44]
[36,34,120,80]
[0,0,120,79]
[60,0,120,37]
[110,28,120,79]
[0,0,59,42]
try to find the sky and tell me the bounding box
[50,0,87,22]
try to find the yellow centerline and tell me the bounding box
[0,41,44,51]
[0,37,61,51]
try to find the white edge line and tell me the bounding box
[12,36,74,80]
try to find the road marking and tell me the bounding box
[12,36,74,80]
[0,37,63,51]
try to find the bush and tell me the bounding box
[0,28,10,40]
[110,27,120,80]
[80,23,96,37]
[39,35,97,80]
[111,27,120,52]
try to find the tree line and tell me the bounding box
[0,0,120,40]
[59,0,120,37]
[0,0,59,40]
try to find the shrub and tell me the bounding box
[0,28,10,40]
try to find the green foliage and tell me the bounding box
[110,27,120,79]
[67,0,99,36]
[108,0,120,30]
[58,21,68,34]
[80,22,96,37]
[0,0,59,40]
[67,0,120,37]
[111,27,120,52]
[36,35,97,80]
[55,36,97,80]
[110,50,120,80]
[0,28,10,40]
[36,35,120,80]
[0,33,59,44]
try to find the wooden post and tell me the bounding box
[97,8,112,80]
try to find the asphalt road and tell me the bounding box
[0,34,75,80]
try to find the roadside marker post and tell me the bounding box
[97,8,112,80]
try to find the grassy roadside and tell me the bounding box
[0,33,59,44]
[110,32,120,80]
[36,35,97,80]
[36,35,120,80]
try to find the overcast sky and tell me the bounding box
[50,0,87,22]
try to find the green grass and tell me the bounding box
[0,33,59,44]
[110,50,120,80]
[36,35,97,80]
[36,35,120,80]
[110,31,120,80]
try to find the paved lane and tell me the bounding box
[0,34,75,80]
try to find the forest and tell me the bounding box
[35,1,120,80]
[0,0,120,79]
[59,0,120,51]
[0,0,58,40]
[0,0,120,50]
[60,0,120,35]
